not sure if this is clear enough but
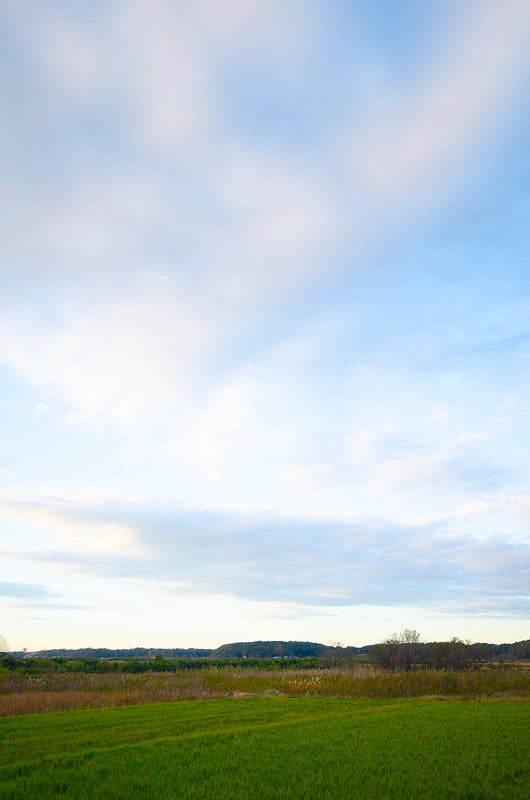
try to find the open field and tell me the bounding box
[0,697,529,799]
[1,665,529,716]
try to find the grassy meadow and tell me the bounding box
[1,696,529,799]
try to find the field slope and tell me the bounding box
[0,697,528,799]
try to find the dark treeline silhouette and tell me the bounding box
[15,647,213,659]
[370,629,530,671]
[370,638,492,671]
[0,655,323,675]
[212,640,333,658]
[2,638,528,672]
[12,641,327,659]
[9,640,369,660]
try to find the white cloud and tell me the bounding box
[2,1,530,432]
[113,0,216,150]
[502,496,530,521]
[0,149,340,427]
[274,463,331,501]
[367,440,511,495]
[115,0,319,151]
[211,151,337,304]
[11,0,315,153]
[2,493,529,615]
[39,173,158,262]
[345,425,398,466]
[166,377,253,483]
[348,0,530,204]
[34,16,105,99]
[452,501,492,519]
[0,495,145,556]
[0,284,212,425]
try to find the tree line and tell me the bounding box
[371,630,504,671]
[2,636,528,673]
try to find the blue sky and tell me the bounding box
[1,0,530,650]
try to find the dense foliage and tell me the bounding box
[0,655,322,677]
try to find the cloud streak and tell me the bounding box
[0,581,54,600]
[2,495,529,616]
[348,0,530,202]
[2,1,530,429]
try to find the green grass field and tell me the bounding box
[1,697,528,799]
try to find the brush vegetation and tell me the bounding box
[1,663,529,716]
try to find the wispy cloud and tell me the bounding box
[367,444,513,495]
[2,495,529,616]
[0,581,54,600]
[274,463,331,502]
[348,0,530,203]
[2,1,529,429]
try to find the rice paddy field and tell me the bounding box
[1,696,529,799]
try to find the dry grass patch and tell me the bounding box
[1,665,529,716]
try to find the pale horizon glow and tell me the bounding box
[1,0,530,651]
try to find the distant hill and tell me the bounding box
[20,641,362,660]
[26,647,213,659]
[498,639,530,660]
[13,638,529,661]
[211,640,327,658]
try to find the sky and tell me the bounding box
[1,0,530,651]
